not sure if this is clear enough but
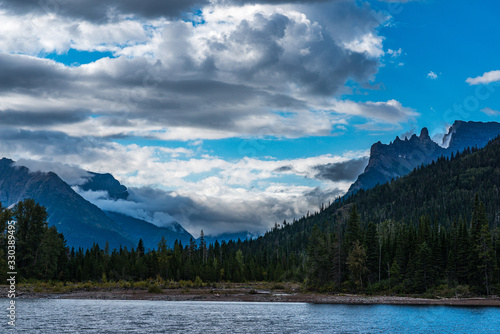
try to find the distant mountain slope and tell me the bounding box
[105,211,193,249]
[0,158,194,250]
[80,172,129,200]
[202,231,259,245]
[336,135,500,226]
[347,120,500,195]
[234,135,500,281]
[0,158,130,249]
[444,120,500,153]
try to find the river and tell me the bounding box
[5,299,500,333]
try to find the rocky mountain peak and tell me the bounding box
[419,127,430,139]
[346,121,500,197]
[80,172,129,200]
[445,120,500,152]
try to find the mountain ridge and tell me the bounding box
[0,158,194,249]
[347,120,500,195]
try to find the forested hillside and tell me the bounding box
[1,137,500,296]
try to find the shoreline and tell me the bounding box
[5,286,500,306]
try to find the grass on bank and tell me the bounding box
[15,277,301,295]
[14,277,494,299]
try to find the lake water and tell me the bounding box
[3,299,500,333]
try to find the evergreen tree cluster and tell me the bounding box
[0,137,499,296]
[305,201,499,295]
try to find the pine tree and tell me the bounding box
[469,199,488,287]
[414,241,433,292]
[13,199,48,278]
[364,222,378,284]
[200,230,207,265]
[157,236,169,279]
[346,205,361,248]
[306,225,330,287]
[474,202,495,295]
[37,226,66,279]
[347,240,368,290]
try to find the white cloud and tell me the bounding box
[0,2,401,141]
[332,99,418,124]
[466,70,500,85]
[0,3,398,140]
[13,141,368,235]
[387,48,402,58]
[0,12,155,55]
[343,32,385,58]
[481,107,500,117]
[0,1,406,236]
[427,71,438,80]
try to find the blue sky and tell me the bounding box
[0,0,499,235]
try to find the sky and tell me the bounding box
[1,0,500,237]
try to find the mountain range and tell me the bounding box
[0,158,193,250]
[1,120,500,250]
[346,120,500,196]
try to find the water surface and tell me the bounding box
[4,299,500,333]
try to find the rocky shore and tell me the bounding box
[3,285,500,306]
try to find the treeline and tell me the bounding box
[1,138,500,296]
[1,197,499,296]
[0,199,68,281]
[0,199,306,284]
[306,199,499,295]
[334,143,500,228]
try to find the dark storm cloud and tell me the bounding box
[235,0,334,3]
[0,0,206,21]
[275,165,293,172]
[101,186,282,234]
[0,0,337,22]
[0,109,91,126]
[15,159,91,185]
[122,186,338,235]
[0,129,105,157]
[102,184,346,235]
[202,10,379,97]
[304,186,344,204]
[314,158,369,182]
[122,81,308,128]
[0,0,391,138]
[0,53,71,93]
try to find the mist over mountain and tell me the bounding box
[0,158,129,248]
[80,172,129,200]
[2,120,500,249]
[0,158,194,249]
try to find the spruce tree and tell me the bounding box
[13,199,48,278]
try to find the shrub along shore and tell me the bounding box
[4,281,500,306]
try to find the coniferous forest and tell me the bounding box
[1,138,500,296]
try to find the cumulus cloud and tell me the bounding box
[427,71,438,80]
[313,158,369,182]
[0,0,206,21]
[332,99,418,124]
[15,159,91,185]
[6,140,367,235]
[387,48,402,58]
[0,0,411,236]
[466,70,500,85]
[0,3,400,141]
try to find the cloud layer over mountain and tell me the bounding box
[0,0,415,235]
